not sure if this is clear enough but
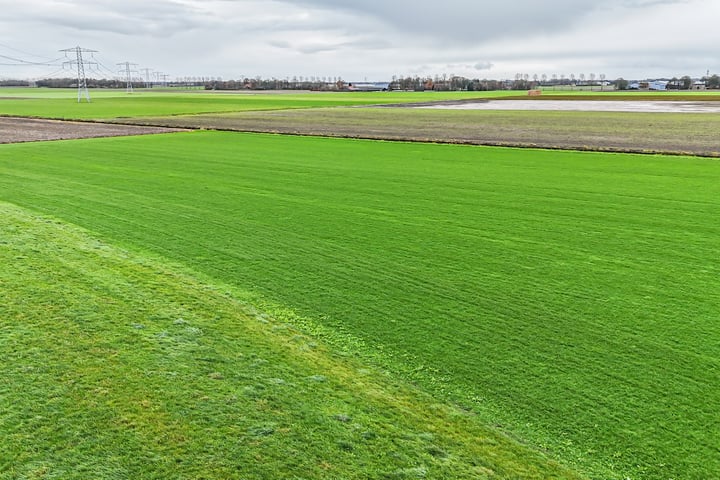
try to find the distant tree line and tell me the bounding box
[202,77,346,91]
[3,73,718,91]
[29,78,145,89]
[666,74,720,90]
[0,79,29,87]
[185,72,720,92]
[390,74,614,91]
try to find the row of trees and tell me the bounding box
[665,75,720,89]
[203,77,344,90]
[389,74,612,91]
[32,78,142,89]
[0,79,29,87]
[613,74,720,90]
[3,73,718,91]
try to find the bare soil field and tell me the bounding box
[0,117,185,144]
[121,107,720,157]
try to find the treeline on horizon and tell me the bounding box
[1,73,719,91]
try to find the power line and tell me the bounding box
[0,53,64,66]
[140,68,153,88]
[35,66,70,80]
[0,42,56,61]
[95,58,120,78]
[154,71,171,87]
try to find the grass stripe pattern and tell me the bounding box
[1,132,719,479]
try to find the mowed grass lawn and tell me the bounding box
[1,131,719,479]
[1,202,577,480]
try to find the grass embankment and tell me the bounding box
[1,132,719,479]
[0,89,505,120]
[0,201,580,479]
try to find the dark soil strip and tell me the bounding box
[0,117,187,144]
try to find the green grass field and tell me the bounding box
[4,87,719,121]
[0,88,506,120]
[1,131,718,479]
[1,201,580,479]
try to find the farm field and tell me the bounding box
[0,88,508,120]
[2,87,720,121]
[1,131,718,479]
[3,88,720,157]
[127,107,720,156]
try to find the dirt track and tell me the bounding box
[0,117,185,144]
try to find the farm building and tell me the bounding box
[347,82,390,91]
[629,80,668,91]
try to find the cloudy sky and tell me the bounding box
[1,0,718,81]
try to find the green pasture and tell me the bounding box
[1,202,580,479]
[1,132,718,479]
[0,88,502,120]
[2,87,720,121]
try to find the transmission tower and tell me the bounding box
[60,46,97,103]
[140,68,153,88]
[117,61,138,93]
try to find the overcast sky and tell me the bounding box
[1,0,718,81]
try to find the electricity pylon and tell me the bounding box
[140,68,153,88]
[154,72,170,87]
[117,61,138,93]
[60,46,97,103]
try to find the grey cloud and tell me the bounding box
[269,40,339,54]
[620,0,688,5]
[284,0,596,43]
[269,37,391,54]
[474,62,494,71]
[269,40,293,49]
[3,0,212,37]
[1,0,717,81]
[438,62,495,72]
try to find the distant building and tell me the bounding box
[649,80,668,91]
[630,80,667,91]
[347,82,390,92]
